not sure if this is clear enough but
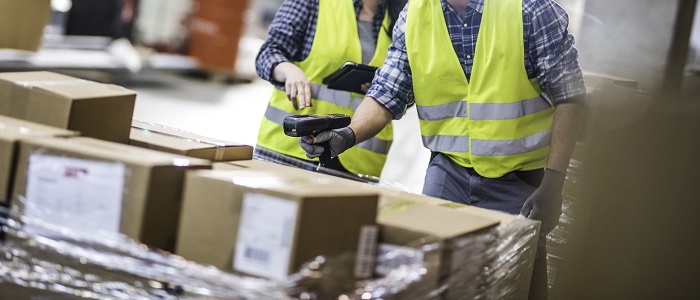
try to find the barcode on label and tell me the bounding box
[375,244,425,276]
[245,247,270,264]
[354,225,379,278]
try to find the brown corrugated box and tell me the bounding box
[217,160,540,297]
[11,137,211,251]
[377,195,500,297]
[0,115,78,206]
[130,119,253,161]
[384,192,540,299]
[0,0,52,52]
[176,169,378,281]
[0,71,136,144]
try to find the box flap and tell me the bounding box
[130,128,215,151]
[34,82,136,100]
[0,71,136,100]
[129,125,253,162]
[191,169,378,198]
[21,137,211,167]
[131,120,247,147]
[0,115,78,137]
[379,203,499,240]
[0,71,77,83]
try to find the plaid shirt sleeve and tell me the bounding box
[255,0,315,87]
[527,0,586,104]
[365,5,415,120]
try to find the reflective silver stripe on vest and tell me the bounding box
[279,84,364,109]
[422,130,551,155]
[416,96,550,121]
[264,104,294,125]
[309,83,352,108]
[422,135,470,153]
[357,137,392,154]
[417,101,468,120]
[472,130,551,156]
[352,96,365,111]
[264,104,391,154]
[470,96,551,120]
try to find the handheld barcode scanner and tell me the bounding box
[283,114,351,167]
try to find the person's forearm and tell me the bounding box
[547,100,585,174]
[349,97,393,144]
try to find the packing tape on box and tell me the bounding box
[132,122,237,161]
[15,79,91,88]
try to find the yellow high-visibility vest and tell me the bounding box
[406,0,554,178]
[257,0,393,177]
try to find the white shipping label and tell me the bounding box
[354,225,379,279]
[234,193,298,281]
[24,154,126,234]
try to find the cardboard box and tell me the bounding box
[0,115,78,206]
[11,137,211,251]
[376,195,500,298]
[382,192,541,299]
[0,71,136,144]
[0,0,52,52]
[176,169,379,281]
[216,160,541,298]
[130,119,253,161]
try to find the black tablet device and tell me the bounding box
[322,62,378,94]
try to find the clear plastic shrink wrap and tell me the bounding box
[1,151,541,299]
[0,205,289,300]
[1,199,540,299]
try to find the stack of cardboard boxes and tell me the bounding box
[0,71,540,299]
[215,160,540,299]
[0,71,252,253]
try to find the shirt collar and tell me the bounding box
[442,0,485,14]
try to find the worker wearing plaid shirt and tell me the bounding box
[300,0,586,298]
[255,0,406,179]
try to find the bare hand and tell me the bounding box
[360,82,372,94]
[272,62,312,110]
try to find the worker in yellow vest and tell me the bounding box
[300,0,586,298]
[255,0,406,179]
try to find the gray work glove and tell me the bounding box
[299,127,356,159]
[520,169,566,234]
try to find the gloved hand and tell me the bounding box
[299,127,355,159]
[520,169,566,234]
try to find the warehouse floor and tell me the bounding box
[124,71,430,194]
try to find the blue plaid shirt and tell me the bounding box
[366,0,587,119]
[256,0,388,87]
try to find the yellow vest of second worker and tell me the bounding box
[257,0,393,178]
[406,0,555,178]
